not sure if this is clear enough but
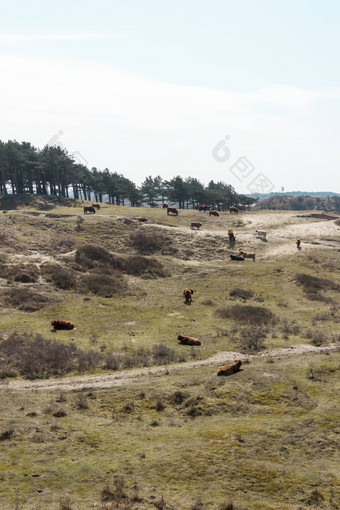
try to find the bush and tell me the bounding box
[306,330,327,346]
[215,305,276,325]
[295,273,340,295]
[0,332,104,379]
[153,344,176,364]
[1,263,39,283]
[41,263,77,290]
[76,244,122,271]
[78,273,124,297]
[0,426,14,441]
[130,231,169,254]
[121,255,167,278]
[238,326,267,352]
[229,288,254,300]
[2,287,53,311]
[280,319,300,337]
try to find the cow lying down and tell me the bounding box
[51,319,75,330]
[217,360,242,376]
[177,334,201,346]
[230,254,244,261]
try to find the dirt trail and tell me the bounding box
[1,343,338,393]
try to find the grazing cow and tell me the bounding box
[256,230,267,239]
[230,254,244,261]
[137,217,148,222]
[162,203,169,209]
[198,205,209,212]
[167,207,178,216]
[183,288,194,302]
[217,359,242,376]
[238,251,255,262]
[228,229,235,241]
[296,239,301,248]
[191,222,202,230]
[92,203,101,210]
[51,319,75,330]
[209,210,219,217]
[177,334,201,346]
[84,206,96,214]
[229,207,239,214]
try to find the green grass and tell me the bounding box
[0,201,339,509]
[0,353,339,509]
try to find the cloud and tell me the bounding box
[0,52,339,191]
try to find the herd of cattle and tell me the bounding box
[73,202,304,376]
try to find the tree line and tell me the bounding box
[0,140,257,210]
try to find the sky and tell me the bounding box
[1,0,340,193]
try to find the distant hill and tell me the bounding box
[253,194,340,213]
[248,191,340,203]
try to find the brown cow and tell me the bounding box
[296,239,301,248]
[228,229,235,241]
[183,288,194,302]
[167,207,178,216]
[162,203,169,209]
[191,222,202,230]
[51,319,75,330]
[84,206,96,214]
[92,203,101,210]
[198,205,209,212]
[229,207,239,214]
[177,334,201,346]
[238,251,255,262]
[209,210,219,217]
[137,217,148,222]
[217,359,242,376]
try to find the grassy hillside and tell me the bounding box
[0,198,339,509]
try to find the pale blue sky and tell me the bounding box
[1,0,339,192]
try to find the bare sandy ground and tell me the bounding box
[143,210,340,260]
[1,343,338,393]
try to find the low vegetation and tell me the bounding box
[0,202,339,509]
[0,332,185,379]
[215,305,277,325]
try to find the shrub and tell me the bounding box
[0,365,18,379]
[238,327,267,352]
[121,255,167,278]
[215,305,276,325]
[229,288,254,300]
[295,273,340,295]
[306,488,324,505]
[170,391,187,405]
[78,273,124,297]
[306,330,327,346]
[76,244,122,271]
[1,263,39,283]
[155,399,165,412]
[3,287,53,311]
[41,264,77,290]
[75,393,89,410]
[280,319,300,336]
[0,332,103,378]
[0,426,14,441]
[104,354,119,370]
[153,344,176,364]
[130,231,169,254]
